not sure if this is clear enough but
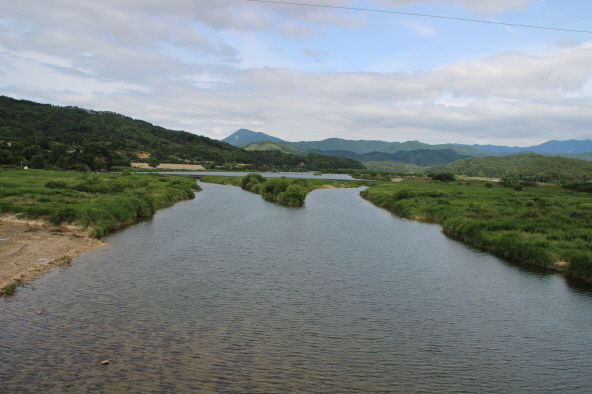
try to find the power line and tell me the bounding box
[244,0,592,34]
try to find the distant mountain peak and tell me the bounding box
[222,129,284,146]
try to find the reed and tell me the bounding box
[0,169,200,237]
[361,179,592,281]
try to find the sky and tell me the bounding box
[1,0,592,146]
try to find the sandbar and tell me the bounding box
[0,215,108,295]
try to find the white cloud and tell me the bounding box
[301,47,329,63]
[373,0,536,15]
[427,42,592,100]
[1,0,591,147]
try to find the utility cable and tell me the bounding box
[244,0,592,34]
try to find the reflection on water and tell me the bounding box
[1,183,592,393]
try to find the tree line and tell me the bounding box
[0,96,364,172]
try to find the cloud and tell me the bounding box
[3,38,592,145]
[1,0,590,147]
[369,0,536,15]
[427,43,592,100]
[279,22,316,39]
[301,47,329,63]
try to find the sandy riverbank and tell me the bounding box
[0,216,108,295]
[131,163,205,170]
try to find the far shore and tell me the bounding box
[0,215,108,295]
[131,162,205,170]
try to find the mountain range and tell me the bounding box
[461,140,592,155]
[2,95,590,180]
[222,128,592,169]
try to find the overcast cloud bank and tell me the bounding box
[1,0,591,145]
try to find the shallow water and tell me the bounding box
[2,182,592,393]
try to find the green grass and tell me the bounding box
[201,175,365,205]
[1,281,19,296]
[360,178,592,281]
[0,169,200,237]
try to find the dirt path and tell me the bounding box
[0,216,108,295]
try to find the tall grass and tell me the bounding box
[202,174,365,205]
[361,179,592,281]
[0,169,200,237]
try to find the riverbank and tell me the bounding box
[0,169,201,295]
[360,179,592,282]
[201,174,366,205]
[0,216,107,295]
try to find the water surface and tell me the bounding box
[1,182,592,393]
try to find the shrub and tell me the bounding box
[431,173,455,182]
[49,207,78,225]
[393,189,414,201]
[283,184,307,204]
[241,173,264,190]
[567,251,592,278]
[45,180,68,189]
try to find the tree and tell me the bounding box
[30,155,45,169]
[147,157,160,169]
[431,173,455,182]
[283,184,307,204]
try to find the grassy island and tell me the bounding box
[361,178,592,282]
[202,174,365,205]
[0,169,200,237]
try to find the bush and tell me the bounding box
[45,180,68,189]
[567,251,592,278]
[431,173,455,182]
[393,189,415,201]
[30,155,45,169]
[282,184,307,204]
[49,207,78,225]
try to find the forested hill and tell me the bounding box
[428,153,592,182]
[463,139,592,155]
[292,138,491,157]
[239,140,310,155]
[308,148,471,167]
[223,129,284,146]
[0,96,364,171]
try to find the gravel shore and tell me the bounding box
[0,216,107,295]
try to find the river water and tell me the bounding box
[2,182,592,393]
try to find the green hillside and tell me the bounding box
[239,138,470,169]
[549,152,592,162]
[292,138,492,157]
[0,96,364,172]
[239,140,310,155]
[362,161,424,173]
[313,148,470,167]
[429,153,592,182]
[292,138,391,154]
[223,129,284,146]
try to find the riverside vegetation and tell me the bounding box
[202,174,366,205]
[360,177,592,282]
[0,169,200,238]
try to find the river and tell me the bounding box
[1,181,592,393]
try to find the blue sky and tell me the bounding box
[1,0,592,146]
